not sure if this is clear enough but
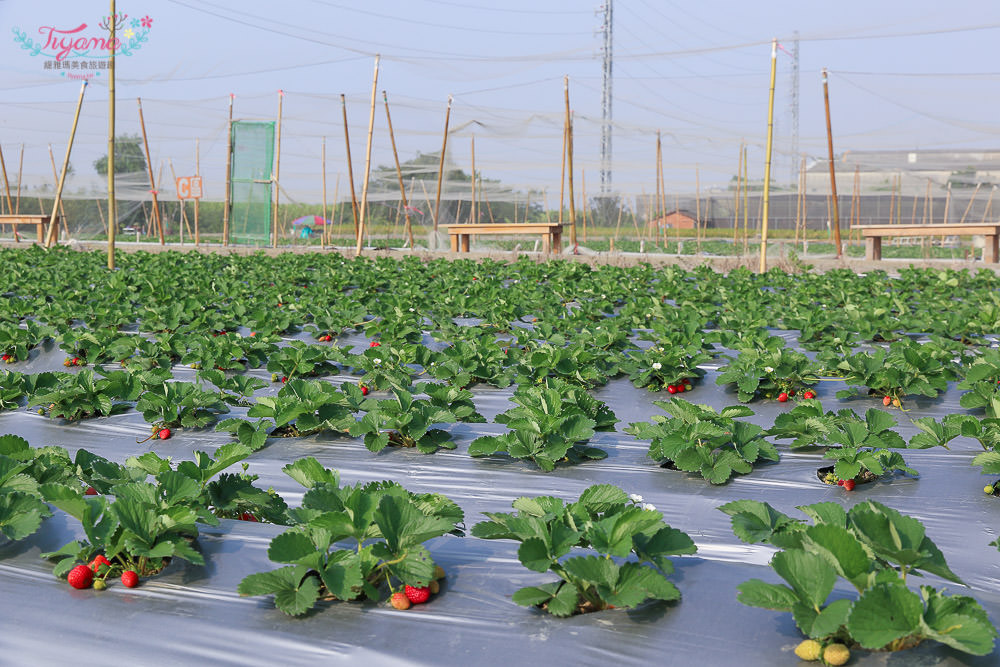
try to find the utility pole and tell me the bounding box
[599,1,613,216]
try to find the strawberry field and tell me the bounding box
[1,245,999,665]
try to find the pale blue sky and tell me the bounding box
[2,0,999,204]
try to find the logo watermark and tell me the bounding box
[12,12,153,80]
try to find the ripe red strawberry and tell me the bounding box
[121,571,139,588]
[89,554,111,574]
[360,384,369,396]
[787,390,795,397]
[390,591,411,610]
[158,428,171,440]
[666,384,677,394]
[777,392,788,402]
[837,479,845,486]
[803,390,816,399]
[843,479,856,491]
[72,357,81,366]
[84,486,98,495]
[67,564,93,589]
[281,376,288,383]
[675,383,685,393]
[239,512,259,522]
[369,341,381,348]
[682,377,692,386]
[404,585,431,604]
[883,396,892,406]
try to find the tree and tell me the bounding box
[93,134,147,175]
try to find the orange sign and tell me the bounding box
[175,176,203,199]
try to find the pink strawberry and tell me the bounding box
[883,396,892,406]
[121,571,139,588]
[404,585,431,604]
[390,591,411,610]
[843,479,856,491]
[67,564,93,589]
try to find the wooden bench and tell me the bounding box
[854,223,1000,263]
[444,223,566,254]
[0,215,58,244]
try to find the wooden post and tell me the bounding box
[223,93,233,246]
[136,98,164,244]
[795,156,805,247]
[581,170,588,243]
[46,80,87,247]
[47,145,70,238]
[558,116,567,224]
[433,96,453,232]
[320,136,328,248]
[0,143,12,216]
[340,94,360,238]
[272,89,284,248]
[742,144,750,254]
[759,39,777,273]
[106,0,116,268]
[888,174,896,226]
[565,77,577,246]
[355,55,380,257]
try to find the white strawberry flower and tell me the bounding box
[629,493,643,503]
[764,366,774,373]
[652,362,662,370]
[373,358,382,365]
[642,503,657,512]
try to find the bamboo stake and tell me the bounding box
[695,166,702,254]
[482,174,496,223]
[982,186,996,223]
[793,155,802,246]
[340,94,360,239]
[95,197,107,235]
[821,69,842,258]
[565,78,576,246]
[733,140,742,245]
[0,143,12,216]
[758,39,778,272]
[320,137,328,248]
[742,145,750,254]
[581,170,588,243]
[223,93,233,246]
[433,96,453,233]
[470,136,476,224]
[272,90,284,247]
[330,174,340,247]
[355,55,380,257]
[888,174,896,226]
[958,182,981,224]
[47,145,69,238]
[16,144,24,216]
[135,98,164,244]
[194,138,201,246]
[106,0,116,267]
[558,119,567,224]
[46,80,87,248]
[168,159,193,241]
[798,156,807,248]
[657,142,665,246]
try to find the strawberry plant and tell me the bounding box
[0,370,28,411]
[513,341,618,388]
[471,484,696,616]
[135,380,231,430]
[196,368,267,407]
[27,369,133,420]
[468,382,612,471]
[0,434,74,540]
[835,341,956,404]
[238,457,463,615]
[0,320,53,363]
[415,339,517,389]
[721,499,998,657]
[415,381,485,423]
[768,404,906,450]
[348,386,459,454]
[626,398,776,484]
[345,343,419,392]
[715,339,819,402]
[265,340,343,382]
[958,349,1000,415]
[619,342,711,393]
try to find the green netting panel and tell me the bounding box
[229,121,275,246]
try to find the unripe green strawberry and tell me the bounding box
[985,485,995,495]
[433,565,446,580]
[823,643,850,666]
[93,578,107,591]
[793,639,821,661]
